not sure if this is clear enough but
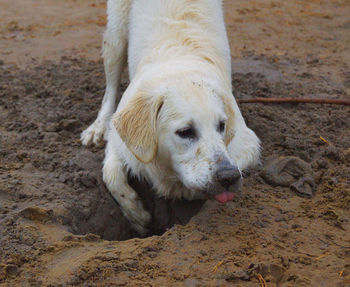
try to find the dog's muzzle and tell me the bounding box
[215,159,241,189]
[208,158,242,203]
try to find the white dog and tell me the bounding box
[81,0,260,234]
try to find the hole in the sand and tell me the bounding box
[67,172,205,241]
[45,150,205,242]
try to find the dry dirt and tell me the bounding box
[1,0,350,286]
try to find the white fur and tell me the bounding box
[81,0,260,235]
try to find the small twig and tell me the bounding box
[315,252,328,260]
[257,273,268,287]
[211,261,224,273]
[238,97,350,105]
[319,136,331,145]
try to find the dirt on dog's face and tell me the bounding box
[156,81,242,203]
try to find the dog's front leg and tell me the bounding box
[81,0,131,146]
[103,147,151,235]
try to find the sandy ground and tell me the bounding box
[1,0,350,286]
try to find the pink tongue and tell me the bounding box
[215,192,235,203]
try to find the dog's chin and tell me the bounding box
[187,180,242,203]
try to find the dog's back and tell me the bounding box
[128,0,231,80]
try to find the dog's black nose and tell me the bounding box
[215,160,241,189]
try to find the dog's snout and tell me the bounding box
[215,160,241,189]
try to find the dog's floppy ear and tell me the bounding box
[220,94,236,146]
[112,92,164,164]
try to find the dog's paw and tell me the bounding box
[124,205,151,236]
[229,127,261,170]
[81,119,106,147]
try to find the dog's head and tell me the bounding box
[113,77,241,202]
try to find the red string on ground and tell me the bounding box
[238,97,350,105]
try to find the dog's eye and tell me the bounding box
[218,121,225,133]
[176,126,196,139]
